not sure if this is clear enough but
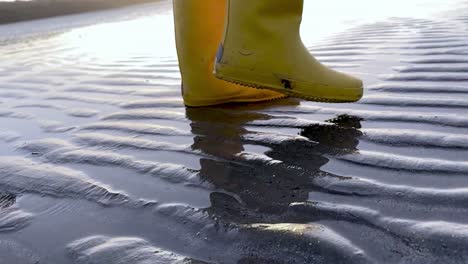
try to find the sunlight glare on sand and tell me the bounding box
[56,13,176,62]
[302,0,466,43]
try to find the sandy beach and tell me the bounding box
[1,0,468,263]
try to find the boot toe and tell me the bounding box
[323,70,364,102]
[349,74,364,90]
[341,74,364,101]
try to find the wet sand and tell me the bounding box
[1,0,468,263]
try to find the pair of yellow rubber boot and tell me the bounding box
[173,0,363,107]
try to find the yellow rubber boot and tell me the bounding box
[173,0,284,107]
[215,0,364,103]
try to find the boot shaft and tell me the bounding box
[227,0,303,19]
[173,0,226,68]
[225,0,304,40]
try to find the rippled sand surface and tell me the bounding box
[1,0,468,263]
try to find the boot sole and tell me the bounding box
[182,83,287,107]
[183,94,287,107]
[215,71,363,103]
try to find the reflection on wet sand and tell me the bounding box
[187,101,363,224]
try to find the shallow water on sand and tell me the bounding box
[1,0,468,263]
